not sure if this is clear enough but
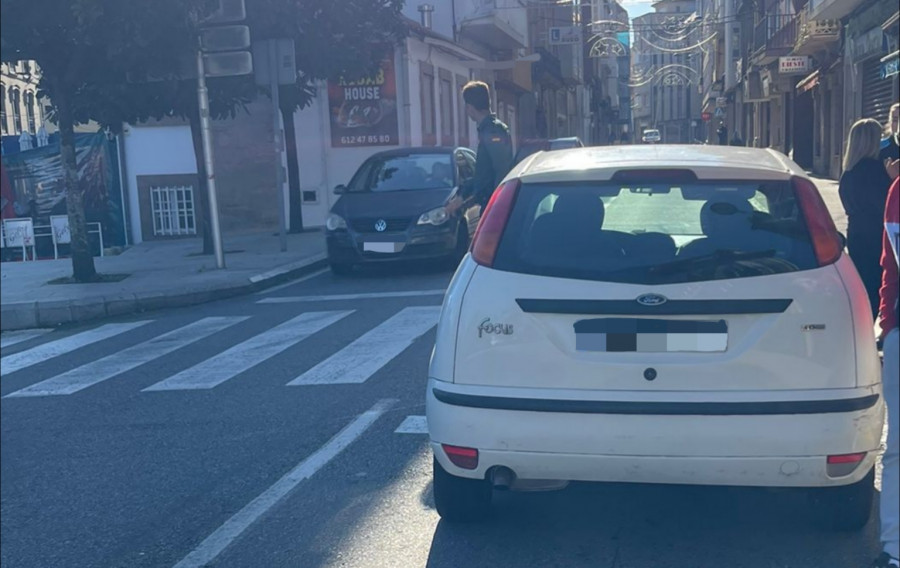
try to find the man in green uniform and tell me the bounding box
[448,81,513,212]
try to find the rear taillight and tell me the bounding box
[792,175,842,266]
[470,178,520,267]
[826,452,867,477]
[442,444,479,470]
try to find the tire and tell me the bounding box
[329,262,354,276]
[809,467,874,531]
[433,458,492,522]
[447,222,470,268]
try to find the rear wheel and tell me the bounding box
[433,458,491,522]
[809,467,874,531]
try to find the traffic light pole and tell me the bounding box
[269,40,288,252]
[196,47,226,269]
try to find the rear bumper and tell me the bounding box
[426,379,885,488]
[326,225,458,264]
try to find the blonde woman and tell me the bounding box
[839,118,892,320]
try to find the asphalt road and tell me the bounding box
[0,177,883,568]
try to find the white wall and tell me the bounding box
[293,37,477,229]
[122,124,197,244]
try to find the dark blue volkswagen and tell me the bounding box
[325,147,481,275]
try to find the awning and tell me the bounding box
[796,70,820,93]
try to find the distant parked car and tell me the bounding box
[325,147,482,275]
[514,137,585,164]
[642,129,661,143]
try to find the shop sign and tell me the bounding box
[882,51,899,79]
[779,56,810,74]
[327,56,399,148]
[716,96,727,107]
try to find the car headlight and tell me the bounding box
[326,213,347,231]
[417,207,450,226]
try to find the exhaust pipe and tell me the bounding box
[490,466,515,490]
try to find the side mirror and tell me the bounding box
[334,184,347,195]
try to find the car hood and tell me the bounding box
[333,188,455,220]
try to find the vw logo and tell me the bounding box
[636,293,668,306]
[374,219,388,232]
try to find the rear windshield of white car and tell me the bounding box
[493,181,820,285]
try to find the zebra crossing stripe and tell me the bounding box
[1,322,151,375]
[287,306,440,386]
[257,289,446,304]
[5,317,246,398]
[143,311,353,391]
[394,415,427,434]
[1,329,53,349]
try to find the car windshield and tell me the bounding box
[493,180,819,285]
[347,153,454,192]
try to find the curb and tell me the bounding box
[0,253,329,332]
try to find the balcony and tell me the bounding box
[457,0,527,51]
[793,8,840,56]
[752,14,799,65]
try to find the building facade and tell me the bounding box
[631,0,703,143]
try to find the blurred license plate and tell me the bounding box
[574,318,728,352]
[364,242,402,253]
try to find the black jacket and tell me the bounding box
[463,114,513,206]
[839,157,891,257]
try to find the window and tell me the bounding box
[348,153,454,193]
[492,181,817,285]
[24,91,36,133]
[1,85,7,135]
[10,88,22,134]
[676,87,683,120]
[151,185,196,237]
[456,74,469,147]
[439,70,454,146]
[420,63,436,146]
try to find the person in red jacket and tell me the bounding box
[873,172,899,568]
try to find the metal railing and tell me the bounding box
[753,14,798,54]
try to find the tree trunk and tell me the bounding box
[57,88,97,282]
[280,96,304,233]
[188,105,214,255]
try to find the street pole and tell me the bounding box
[196,47,226,269]
[269,41,288,252]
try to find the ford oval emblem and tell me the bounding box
[374,219,388,232]
[636,293,668,306]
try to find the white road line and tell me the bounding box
[257,289,446,304]
[172,398,395,568]
[287,306,441,386]
[143,311,353,391]
[0,329,53,349]
[248,253,328,284]
[254,268,329,296]
[1,322,151,376]
[5,317,246,398]
[394,415,428,435]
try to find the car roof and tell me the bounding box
[512,145,803,182]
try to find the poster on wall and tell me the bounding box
[328,56,399,148]
[1,133,126,247]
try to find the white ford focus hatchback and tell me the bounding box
[426,145,884,528]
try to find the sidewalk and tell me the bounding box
[1,231,327,331]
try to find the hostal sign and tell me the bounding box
[779,56,810,75]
